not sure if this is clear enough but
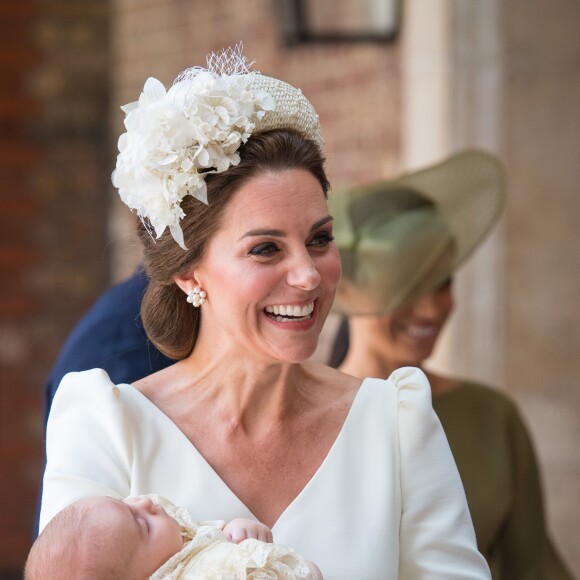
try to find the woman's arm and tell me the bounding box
[39,369,132,532]
[498,404,573,579]
[393,367,491,579]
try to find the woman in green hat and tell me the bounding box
[329,150,573,579]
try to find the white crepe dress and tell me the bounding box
[39,366,490,579]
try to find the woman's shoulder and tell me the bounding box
[308,362,432,406]
[50,368,137,423]
[55,367,125,394]
[434,379,532,441]
[41,369,135,533]
[312,361,429,387]
[370,366,433,405]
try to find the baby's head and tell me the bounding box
[26,495,183,579]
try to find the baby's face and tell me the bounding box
[85,496,183,577]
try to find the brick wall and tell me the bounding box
[0,1,112,574]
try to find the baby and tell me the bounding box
[25,494,322,579]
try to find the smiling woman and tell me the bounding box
[139,134,335,363]
[37,46,491,579]
[170,167,340,365]
[329,151,573,578]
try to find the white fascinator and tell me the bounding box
[112,44,323,250]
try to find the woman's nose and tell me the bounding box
[286,252,321,290]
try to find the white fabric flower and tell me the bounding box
[112,64,275,250]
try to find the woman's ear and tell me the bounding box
[174,269,207,307]
[173,268,201,295]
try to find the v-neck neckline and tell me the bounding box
[121,377,374,529]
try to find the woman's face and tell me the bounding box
[185,168,342,363]
[367,281,454,367]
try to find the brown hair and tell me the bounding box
[138,129,329,360]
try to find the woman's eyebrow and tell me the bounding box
[240,228,285,240]
[312,215,333,230]
[239,215,333,241]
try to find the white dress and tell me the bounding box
[40,366,490,579]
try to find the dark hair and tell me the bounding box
[138,130,329,360]
[328,317,350,369]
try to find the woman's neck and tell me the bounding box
[173,348,326,429]
[336,325,458,396]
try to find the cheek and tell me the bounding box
[206,257,264,296]
[212,262,282,312]
[321,247,342,288]
[371,316,404,348]
[376,316,397,339]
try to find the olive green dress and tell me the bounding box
[433,382,574,579]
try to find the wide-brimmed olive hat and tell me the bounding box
[330,149,506,316]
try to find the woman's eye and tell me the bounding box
[309,233,335,248]
[249,242,280,257]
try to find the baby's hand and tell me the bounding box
[223,518,273,544]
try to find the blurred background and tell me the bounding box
[1,0,579,576]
